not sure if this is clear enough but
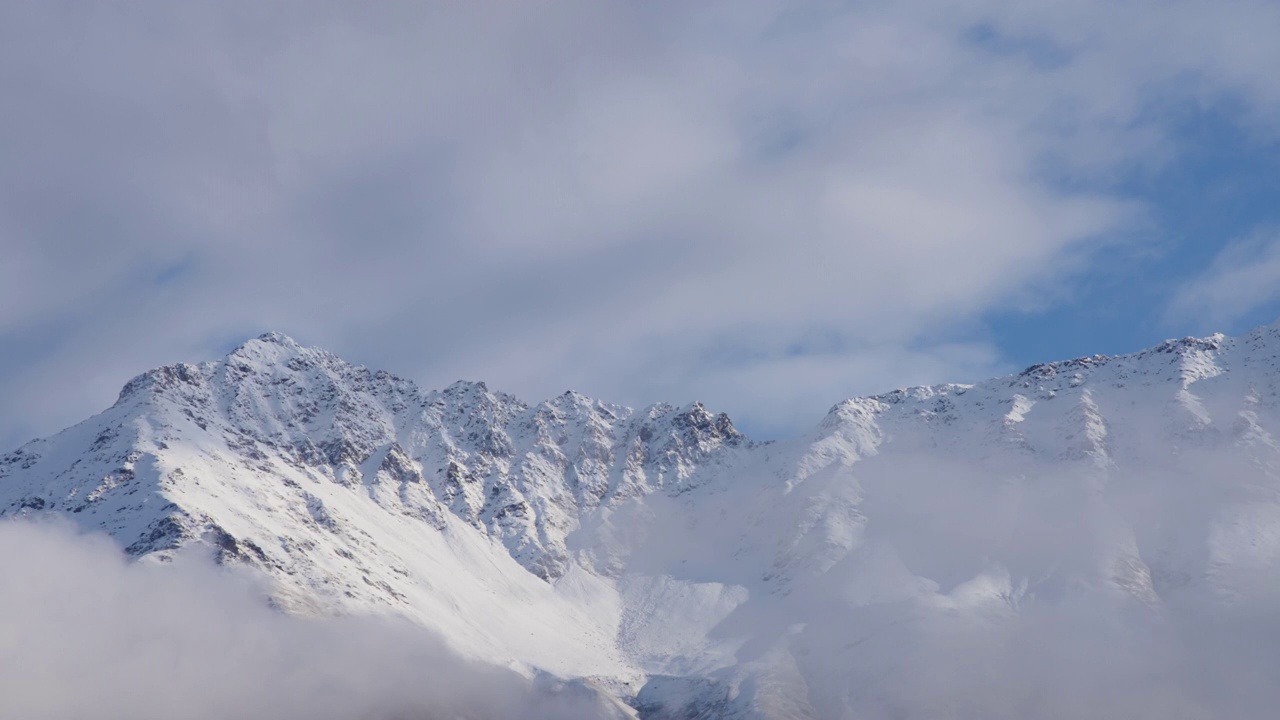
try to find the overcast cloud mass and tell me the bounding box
[3,0,1280,446]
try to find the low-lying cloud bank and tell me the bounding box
[0,520,614,720]
[614,445,1280,719]
[812,455,1280,719]
[7,450,1280,718]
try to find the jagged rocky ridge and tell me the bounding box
[7,324,1280,718]
[3,333,745,580]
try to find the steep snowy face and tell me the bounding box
[7,324,1280,718]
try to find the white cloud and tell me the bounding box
[0,519,614,720]
[2,0,1279,444]
[1169,229,1280,326]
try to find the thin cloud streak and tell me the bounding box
[1169,228,1280,327]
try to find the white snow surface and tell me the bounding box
[7,324,1280,717]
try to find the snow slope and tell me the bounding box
[7,323,1280,717]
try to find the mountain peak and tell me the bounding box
[220,332,351,383]
[252,330,301,346]
[444,379,488,393]
[228,331,308,359]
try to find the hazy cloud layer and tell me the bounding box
[615,444,1280,718]
[3,1,1280,444]
[0,520,615,720]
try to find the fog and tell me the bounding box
[610,441,1280,718]
[810,452,1280,719]
[6,446,1280,718]
[0,520,613,720]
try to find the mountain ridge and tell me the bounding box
[7,330,750,581]
[7,323,1280,717]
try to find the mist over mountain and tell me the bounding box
[0,521,625,720]
[6,322,1280,718]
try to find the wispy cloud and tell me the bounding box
[1169,228,1280,326]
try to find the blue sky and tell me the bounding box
[989,105,1280,370]
[3,1,1280,446]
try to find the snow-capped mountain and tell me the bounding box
[6,324,1280,718]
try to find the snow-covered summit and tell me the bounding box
[8,332,748,581]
